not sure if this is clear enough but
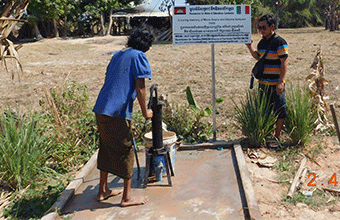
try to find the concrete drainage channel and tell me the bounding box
[41,151,99,220]
[42,141,262,220]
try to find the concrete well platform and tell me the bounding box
[55,145,261,220]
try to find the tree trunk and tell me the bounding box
[106,8,113,35]
[33,23,43,40]
[325,16,329,30]
[330,10,335,31]
[335,7,339,31]
[64,15,67,37]
[100,12,106,36]
[329,3,340,32]
[53,19,59,38]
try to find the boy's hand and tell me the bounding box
[276,82,285,96]
[245,40,253,48]
[143,109,153,119]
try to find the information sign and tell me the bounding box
[173,5,251,45]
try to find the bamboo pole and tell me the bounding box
[322,186,340,194]
[330,103,340,144]
[300,167,308,184]
[287,157,307,197]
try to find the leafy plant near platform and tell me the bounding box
[136,86,225,144]
[232,87,277,147]
[1,82,99,220]
[284,82,317,145]
[185,86,225,143]
[162,101,196,142]
[0,111,55,190]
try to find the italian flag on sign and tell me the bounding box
[237,5,250,14]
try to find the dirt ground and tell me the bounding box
[245,136,340,220]
[1,27,340,219]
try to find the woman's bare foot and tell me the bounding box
[121,195,148,207]
[97,189,122,202]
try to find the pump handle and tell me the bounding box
[148,84,158,108]
[143,84,158,132]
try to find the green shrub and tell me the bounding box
[0,112,54,190]
[284,83,317,145]
[163,99,215,143]
[233,87,277,147]
[40,82,99,173]
[162,101,197,142]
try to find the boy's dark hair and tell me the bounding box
[259,14,276,27]
[127,27,154,52]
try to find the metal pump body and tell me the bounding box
[148,84,165,154]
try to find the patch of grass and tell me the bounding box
[3,183,66,220]
[273,145,302,181]
[276,161,290,172]
[307,142,324,161]
[283,189,337,208]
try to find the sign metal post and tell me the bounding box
[211,44,217,141]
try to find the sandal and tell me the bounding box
[266,136,282,148]
[267,142,281,148]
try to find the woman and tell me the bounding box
[93,27,154,207]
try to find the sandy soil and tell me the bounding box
[1,27,340,219]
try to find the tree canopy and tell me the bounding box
[22,0,142,38]
[2,0,340,39]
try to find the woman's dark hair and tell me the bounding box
[127,27,154,52]
[259,14,276,27]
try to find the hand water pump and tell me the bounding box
[143,84,174,187]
